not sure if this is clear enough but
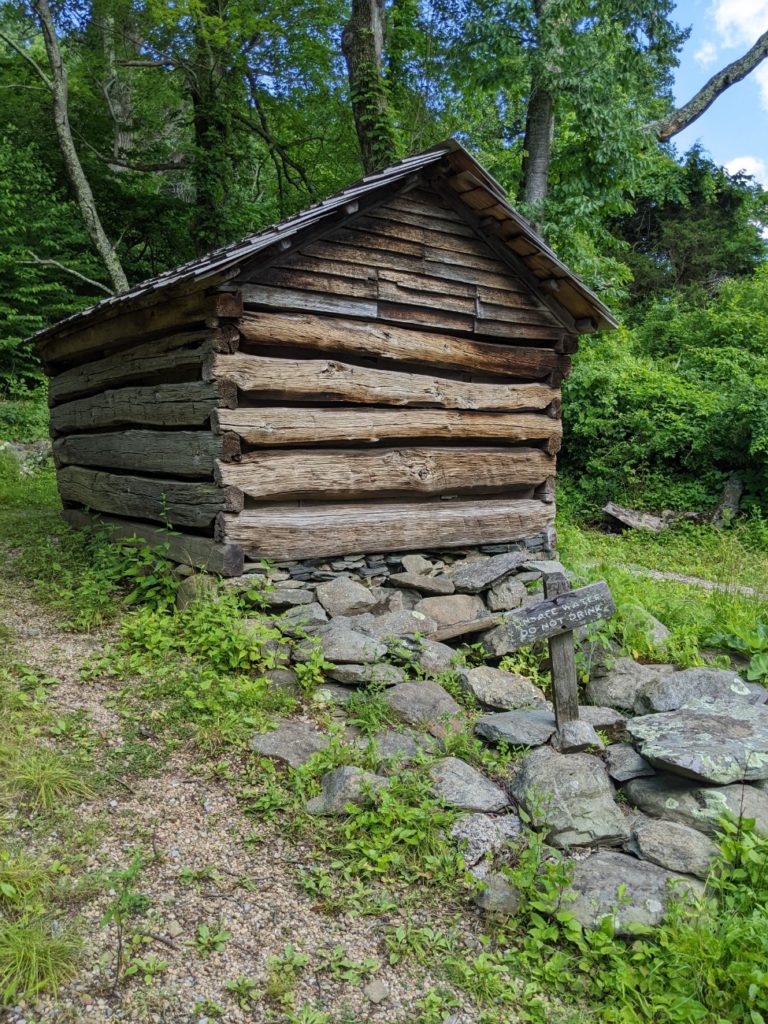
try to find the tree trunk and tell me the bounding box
[99,10,135,169]
[522,84,554,208]
[342,0,397,173]
[33,0,129,293]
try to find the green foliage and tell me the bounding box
[0,916,80,1004]
[191,921,231,957]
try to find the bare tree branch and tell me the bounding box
[23,253,114,294]
[0,29,52,88]
[649,29,768,141]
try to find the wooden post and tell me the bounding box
[542,570,580,727]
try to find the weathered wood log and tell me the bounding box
[38,290,242,368]
[216,497,555,559]
[49,326,239,403]
[54,430,239,478]
[61,508,244,576]
[238,312,559,379]
[216,447,555,499]
[51,381,236,434]
[206,352,558,411]
[213,407,562,451]
[57,466,242,528]
[543,572,580,726]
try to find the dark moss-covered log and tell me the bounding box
[54,430,239,477]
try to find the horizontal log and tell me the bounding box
[58,466,242,529]
[213,408,562,451]
[238,312,559,379]
[61,508,244,576]
[217,497,555,559]
[206,353,557,411]
[51,381,236,434]
[216,447,556,500]
[39,290,243,369]
[54,430,239,478]
[240,284,377,318]
[49,326,238,403]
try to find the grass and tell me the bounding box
[0,917,81,1003]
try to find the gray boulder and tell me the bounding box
[305,766,388,815]
[450,551,527,593]
[627,815,717,880]
[176,573,217,610]
[414,594,486,627]
[565,851,703,934]
[486,577,527,612]
[585,658,671,713]
[634,667,767,714]
[605,743,656,782]
[475,709,557,747]
[328,662,404,687]
[358,729,436,762]
[401,553,433,574]
[263,667,301,696]
[281,601,329,633]
[553,720,604,753]
[411,638,457,675]
[473,872,521,915]
[349,608,438,640]
[250,719,329,768]
[623,774,768,835]
[511,747,629,847]
[626,699,768,783]
[383,680,462,730]
[264,588,314,610]
[429,757,509,812]
[303,623,386,664]
[459,666,546,711]
[315,576,377,617]
[388,572,455,595]
[450,812,521,866]
[577,705,627,742]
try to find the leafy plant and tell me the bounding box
[192,922,231,957]
[124,954,168,985]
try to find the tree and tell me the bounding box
[342,0,398,172]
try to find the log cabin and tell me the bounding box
[35,140,617,577]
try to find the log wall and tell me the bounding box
[43,183,574,571]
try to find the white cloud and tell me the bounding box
[711,0,768,47]
[724,154,768,185]
[694,40,719,65]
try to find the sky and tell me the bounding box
[671,0,768,186]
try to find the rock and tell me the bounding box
[565,851,703,935]
[459,666,546,711]
[429,757,509,812]
[414,594,487,627]
[281,602,329,632]
[314,683,355,706]
[553,720,604,753]
[475,709,557,747]
[401,554,433,574]
[360,729,436,762]
[486,577,527,612]
[627,815,717,880]
[309,624,386,664]
[522,559,568,576]
[634,667,767,715]
[250,719,328,768]
[263,667,301,695]
[409,638,457,674]
[450,812,521,866]
[623,774,768,836]
[166,919,184,938]
[626,699,768,783]
[315,576,377,617]
[577,705,627,742]
[175,574,217,610]
[328,662,404,686]
[350,608,438,640]
[363,979,389,1004]
[648,615,670,646]
[585,658,671,713]
[384,681,462,730]
[264,588,314,609]
[449,551,527,593]
[578,637,620,679]
[389,572,455,595]
[305,766,388,815]
[473,871,521,915]
[605,743,656,782]
[511,747,630,847]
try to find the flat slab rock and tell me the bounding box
[624,774,768,836]
[449,551,528,593]
[475,706,623,748]
[250,718,329,768]
[429,757,509,812]
[414,593,487,628]
[388,572,455,595]
[347,608,438,640]
[511,747,629,847]
[627,814,717,880]
[328,662,404,686]
[305,766,388,815]
[450,811,522,867]
[606,743,656,782]
[585,658,672,713]
[383,680,462,730]
[356,729,436,762]
[634,667,767,714]
[627,699,768,783]
[315,576,377,617]
[459,666,546,711]
[565,851,703,935]
[307,623,387,664]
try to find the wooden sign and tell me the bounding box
[494,580,615,648]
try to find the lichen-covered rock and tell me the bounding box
[383,680,462,730]
[585,658,671,713]
[315,576,377,617]
[627,815,717,880]
[299,623,386,664]
[414,594,486,627]
[429,757,509,812]
[475,709,557,747]
[459,666,546,711]
[626,699,768,783]
[511,747,629,847]
[486,577,527,612]
[565,851,703,934]
[305,766,388,815]
[634,668,768,715]
[349,608,438,640]
[450,812,521,866]
[449,551,527,593]
[250,719,328,767]
[623,774,768,835]
[328,662,404,686]
[605,743,656,782]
